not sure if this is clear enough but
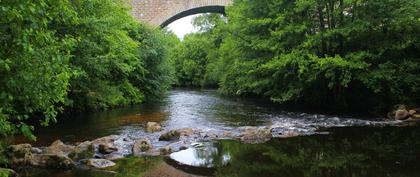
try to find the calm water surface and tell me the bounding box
[16,89,420,177]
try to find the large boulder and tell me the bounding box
[146,122,162,132]
[132,138,152,155]
[44,140,75,156]
[84,159,116,169]
[238,126,272,144]
[69,141,95,160]
[6,144,33,167]
[158,128,194,141]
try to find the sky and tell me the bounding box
[167,14,200,39]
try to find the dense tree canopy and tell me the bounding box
[173,0,420,113]
[0,0,176,139]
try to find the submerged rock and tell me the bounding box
[84,159,116,169]
[132,138,152,155]
[146,122,162,132]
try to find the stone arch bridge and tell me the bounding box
[128,0,232,27]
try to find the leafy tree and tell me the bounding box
[0,0,78,139]
[0,0,175,139]
[180,0,420,113]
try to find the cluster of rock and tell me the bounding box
[392,105,420,121]
[5,121,282,172]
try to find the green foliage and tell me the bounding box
[176,0,420,113]
[0,0,174,138]
[171,14,226,87]
[0,0,77,140]
[67,0,142,110]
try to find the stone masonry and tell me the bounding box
[128,0,232,27]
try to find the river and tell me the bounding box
[14,89,420,177]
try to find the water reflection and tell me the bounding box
[169,142,230,168]
[213,126,420,177]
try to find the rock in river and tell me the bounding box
[7,142,75,169]
[159,128,194,141]
[146,122,162,132]
[98,144,118,154]
[6,144,33,167]
[31,153,74,169]
[159,146,172,155]
[44,140,75,156]
[69,141,95,160]
[132,138,152,155]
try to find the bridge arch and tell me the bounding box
[129,0,232,27]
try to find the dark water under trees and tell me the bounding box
[16,89,420,177]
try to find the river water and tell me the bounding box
[15,89,420,177]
